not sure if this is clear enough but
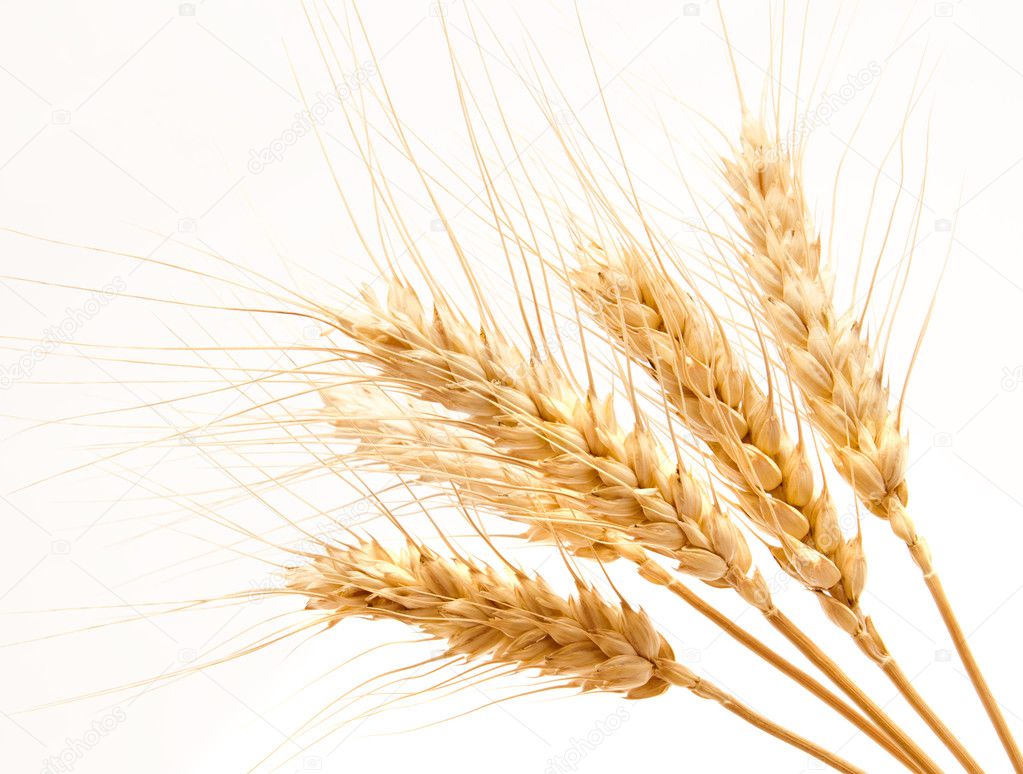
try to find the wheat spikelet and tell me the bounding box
[572,245,869,637]
[721,113,999,773]
[320,385,607,554]
[327,280,765,604]
[288,537,674,696]
[320,384,751,581]
[287,537,864,773]
[723,117,908,528]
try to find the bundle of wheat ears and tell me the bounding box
[13,4,1021,773]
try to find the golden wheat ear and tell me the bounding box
[286,536,864,773]
[718,109,1020,773]
[326,279,758,588]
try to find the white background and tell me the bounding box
[2,1,1023,772]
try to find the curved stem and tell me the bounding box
[663,580,925,773]
[767,609,942,774]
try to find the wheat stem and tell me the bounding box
[699,682,866,774]
[661,578,927,773]
[767,609,941,774]
[874,646,990,774]
[907,517,1023,773]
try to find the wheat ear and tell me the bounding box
[321,386,927,772]
[324,281,935,772]
[724,114,1008,772]
[288,537,865,773]
[334,280,760,596]
[570,245,951,772]
[572,244,862,615]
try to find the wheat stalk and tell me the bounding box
[722,113,1010,772]
[321,279,935,771]
[287,536,865,773]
